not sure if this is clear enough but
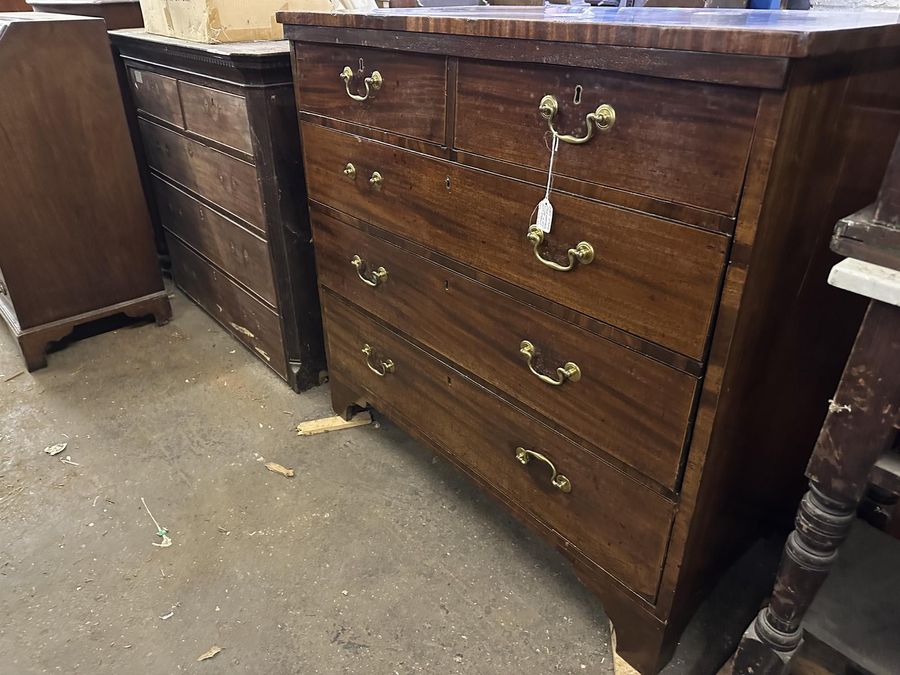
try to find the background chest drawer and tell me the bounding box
[140,118,265,229]
[128,67,183,127]
[323,290,675,600]
[313,209,697,489]
[153,176,276,306]
[179,81,254,155]
[294,43,447,144]
[168,236,286,376]
[304,123,728,360]
[455,60,758,216]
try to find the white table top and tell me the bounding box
[829,258,900,308]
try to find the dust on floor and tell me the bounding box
[0,290,612,674]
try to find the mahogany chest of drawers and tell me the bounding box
[279,8,900,672]
[0,14,169,371]
[111,30,325,391]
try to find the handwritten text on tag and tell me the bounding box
[535,198,554,233]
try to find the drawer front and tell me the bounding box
[455,60,758,215]
[179,81,254,155]
[294,43,446,144]
[140,119,265,229]
[314,210,695,489]
[153,176,277,306]
[303,123,728,360]
[128,68,184,128]
[168,236,286,378]
[324,291,674,599]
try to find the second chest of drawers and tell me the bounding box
[111,29,325,391]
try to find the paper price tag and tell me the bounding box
[535,198,554,233]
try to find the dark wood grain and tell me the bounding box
[293,41,447,144]
[152,175,277,306]
[282,10,900,673]
[314,209,697,490]
[283,25,789,90]
[323,290,675,599]
[832,135,900,270]
[168,235,286,378]
[114,31,326,392]
[456,59,757,216]
[303,122,729,360]
[140,118,265,229]
[127,67,184,128]
[0,14,167,370]
[28,1,143,29]
[733,300,900,675]
[278,8,900,59]
[313,201,706,378]
[806,301,900,504]
[659,51,900,650]
[179,80,254,155]
[243,78,326,391]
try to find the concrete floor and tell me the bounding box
[0,291,619,674]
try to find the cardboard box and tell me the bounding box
[138,0,332,43]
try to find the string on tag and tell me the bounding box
[544,132,560,201]
[533,132,560,233]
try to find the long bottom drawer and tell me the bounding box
[323,290,674,600]
[168,235,287,379]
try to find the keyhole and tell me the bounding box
[445,176,451,191]
[573,84,583,105]
[358,57,365,74]
[443,280,450,291]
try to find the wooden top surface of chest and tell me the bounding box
[279,7,900,57]
[280,8,900,672]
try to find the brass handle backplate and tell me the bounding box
[519,340,580,386]
[350,255,388,287]
[515,446,571,493]
[369,171,384,189]
[343,162,357,179]
[526,226,594,272]
[538,94,615,145]
[362,343,394,377]
[340,65,383,102]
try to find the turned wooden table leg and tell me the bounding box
[732,300,900,675]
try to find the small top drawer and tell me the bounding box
[128,68,184,128]
[294,43,447,144]
[179,81,254,155]
[455,60,758,216]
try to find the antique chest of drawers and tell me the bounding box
[0,14,169,371]
[110,29,325,391]
[279,8,900,672]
